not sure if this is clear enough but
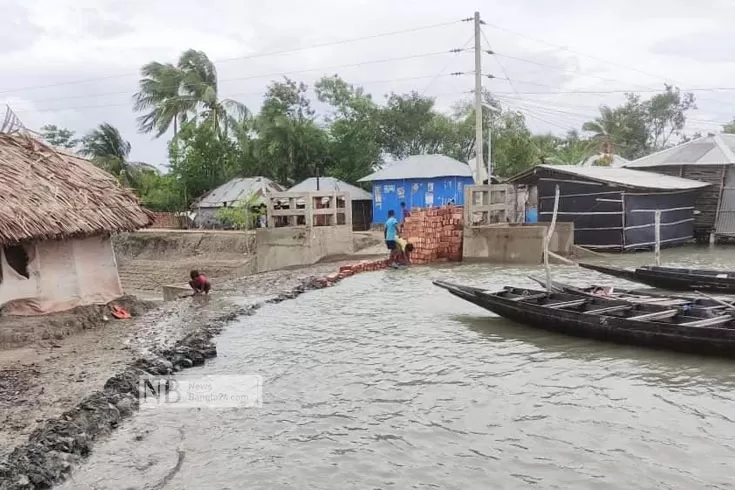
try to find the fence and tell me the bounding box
[265,191,352,228]
[463,184,525,226]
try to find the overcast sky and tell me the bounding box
[2,0,734,167]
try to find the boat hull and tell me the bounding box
[434,281,735,358]
[579,263,735,294]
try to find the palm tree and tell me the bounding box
[133,62,195,138]
[133,50,248,140]
[176,49,248,138]
[80,123,138,188]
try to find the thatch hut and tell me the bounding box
[0,134,153,315]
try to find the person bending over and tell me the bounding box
[395,237,414,265]
[189,270,211,295]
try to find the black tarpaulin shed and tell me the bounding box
[508,165,711,251]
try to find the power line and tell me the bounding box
[480,28,519,97]
[14,84,472,115]
[484,22,733,107]
[9,51,468,113]
[0,19,463,96]
[489,88,735,95]
[420,34,475,95]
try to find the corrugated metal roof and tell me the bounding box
[358,154,473,182]
[509,164,710,190]
[194,177,283,208]
[578,153,629,168]
[287,177,372,200]
[625,134,735,168]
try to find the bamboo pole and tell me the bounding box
[654,210,661,266]
[694,290,735,311]
[544,185,560,292]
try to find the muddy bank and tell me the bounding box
[0,296,156,351]
[0,261,362,490]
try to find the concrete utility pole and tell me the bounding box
[473,11,483,184]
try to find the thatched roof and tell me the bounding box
[0,134,153,245]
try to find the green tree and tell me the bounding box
[378,91,437,158]
[215,192,264,231]
[168,121,239,204]
[133,62,193,137]
[40,124,80,149]
[723,120,735,134]
[133,50,248,140]
[80,123,144,189]
[491,111,537,177]
[645,84,696,150]
[315,75,382,183]
[178,50,248,138]
[254,78,330,184]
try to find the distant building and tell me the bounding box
[0,134,153,315]
[509,165,709,252]
[624,134,735,241]
[358,155,475,224]
[191,177,284,228]
[288,177,373,231]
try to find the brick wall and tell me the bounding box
[150,212,181,229]
[403,206,464,264]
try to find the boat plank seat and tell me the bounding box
[509,293,548,302]
[628,309,678,321]
[584,305,633,315]
[679,316,733,328]
[546,299,589,309]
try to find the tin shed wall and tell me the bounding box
[371,176,473,224]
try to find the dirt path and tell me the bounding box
[0,262,348,463]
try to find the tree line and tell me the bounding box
[39,49,734,212]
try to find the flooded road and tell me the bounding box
[61,246,735,489]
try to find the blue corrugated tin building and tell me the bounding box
[358,154,475,224]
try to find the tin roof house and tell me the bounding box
[191,177,284,228]
[623,134,735,241]
[0,134,153,315]
[359,155,475,224]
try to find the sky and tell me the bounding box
[2,0,735,167]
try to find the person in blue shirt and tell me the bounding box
[384,209,399,262]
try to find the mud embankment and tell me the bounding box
[0,259,389,490]
[113,231,257,298]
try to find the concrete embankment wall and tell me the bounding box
[255,225,353,273]
[463,223,574,264]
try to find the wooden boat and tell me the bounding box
[578,262,735,294]
[526,275,733,311]
[433,280,735,358]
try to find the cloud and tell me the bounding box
[0,4,43,55]
[0,0,733,165]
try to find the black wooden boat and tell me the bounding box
[433,280,735,358]
[578,262,735,294]
[526,275,733,311]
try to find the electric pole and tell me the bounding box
[473,11,483,184]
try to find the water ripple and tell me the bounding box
[60,254,735,490]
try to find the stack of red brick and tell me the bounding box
[314,259,392,287]
[403,206,464,264]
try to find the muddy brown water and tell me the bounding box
[59,245,735,489]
